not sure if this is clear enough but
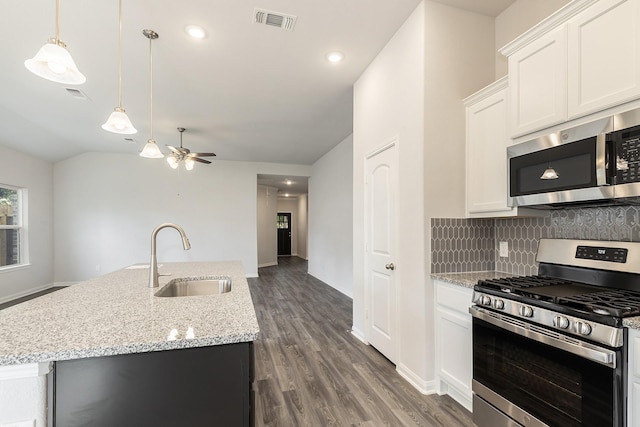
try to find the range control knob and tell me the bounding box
[492,299,505,310]
[554,315,570,329]
[519,305,534,318]
[480,295,492,306]
[575,321,592,336]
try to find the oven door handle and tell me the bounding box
[470,306,616,368]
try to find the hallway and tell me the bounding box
[249,257,474,426]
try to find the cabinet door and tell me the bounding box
[509,26,568,137]
[628,328,640,427]
[434,281,473,411]
[568,0,640,119]
[436,306,472,410]
[466,88,511,215]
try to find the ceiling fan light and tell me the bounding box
[24,40,86,85]
[184,158,195,171]
[167,155,179,169]
[139,139,164,158]
[102,108,137,134]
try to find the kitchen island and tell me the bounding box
[0,261,259,426]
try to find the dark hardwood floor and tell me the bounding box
[0,286,66,310]
[249,257,475,426]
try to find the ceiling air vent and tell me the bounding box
[65,88,88,100]
[254,8,297,31]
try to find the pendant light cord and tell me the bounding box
[149,34,153,140]
[117,0,123,108]
[55,0,60,41]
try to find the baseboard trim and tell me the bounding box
[397,363,436,395]
[246,273,259,278]
[350,327,367,344]
[257,262,278,268]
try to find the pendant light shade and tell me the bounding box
[139,29,163,159]
[102,108,137,134]
[24,0,85,85]
[184,158,195,171]
[540,166,559,180]
[102,0,136,134]
[140,139,164,158]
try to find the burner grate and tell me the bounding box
[559,290,640,317]
[477,275,640,318]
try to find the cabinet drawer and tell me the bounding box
[435,281,473,312]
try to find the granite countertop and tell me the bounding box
[431,271,515,289]
[0,261,260,365]
[624,317,640,330]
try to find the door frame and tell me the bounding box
[363,137,400,363]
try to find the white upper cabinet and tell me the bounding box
[503,0,640,138]
[509,26,568,138]
[567,0,640,118]
[465,78,513,216]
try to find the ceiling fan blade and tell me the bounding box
[187,152,216,157]
[166,145,180,154]
[192,157,212,164]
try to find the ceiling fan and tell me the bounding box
[166,127,216,170]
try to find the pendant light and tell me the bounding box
[540,165,559,180]
[102,0,137,134]
[24,0,86,85]
[139,29,164,159]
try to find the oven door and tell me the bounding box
[471,307,625,427]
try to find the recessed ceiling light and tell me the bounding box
[185,25,206,39]
[285,179,292,185]
[326,52,344,63]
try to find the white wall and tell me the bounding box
[54,153,310,280]
[257,185,279,267]
[495,0,571,78]
[277,198,298,256]
[308,135,353,297]
[353,2,426,390]
[423,0,495,386]
[0,145,53,303]
[297,194,308,260]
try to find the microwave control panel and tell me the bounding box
[616,135,640,183]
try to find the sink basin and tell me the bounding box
[155,276,232,297]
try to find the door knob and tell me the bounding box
[385,263,395,271]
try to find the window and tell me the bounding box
[276,214,289,229]
[0,185,26,269]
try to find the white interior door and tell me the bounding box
[365,141,397,363]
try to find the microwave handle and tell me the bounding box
[596,133,611,186]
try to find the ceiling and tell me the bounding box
[257,175,308,198]
[2,0,514,166]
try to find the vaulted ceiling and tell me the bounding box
[2,0,514,165]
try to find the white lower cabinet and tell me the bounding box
[628,328,640,427]
[434,279,473,411]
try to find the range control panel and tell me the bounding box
[576,245,628,263]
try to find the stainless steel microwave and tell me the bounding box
[508,108,640,207]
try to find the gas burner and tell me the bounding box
[593,308,611,316]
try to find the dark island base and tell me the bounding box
[48,342,254,427]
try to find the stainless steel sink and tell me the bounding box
[155,276,232,297]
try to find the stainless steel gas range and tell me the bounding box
[470,238,640,427]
